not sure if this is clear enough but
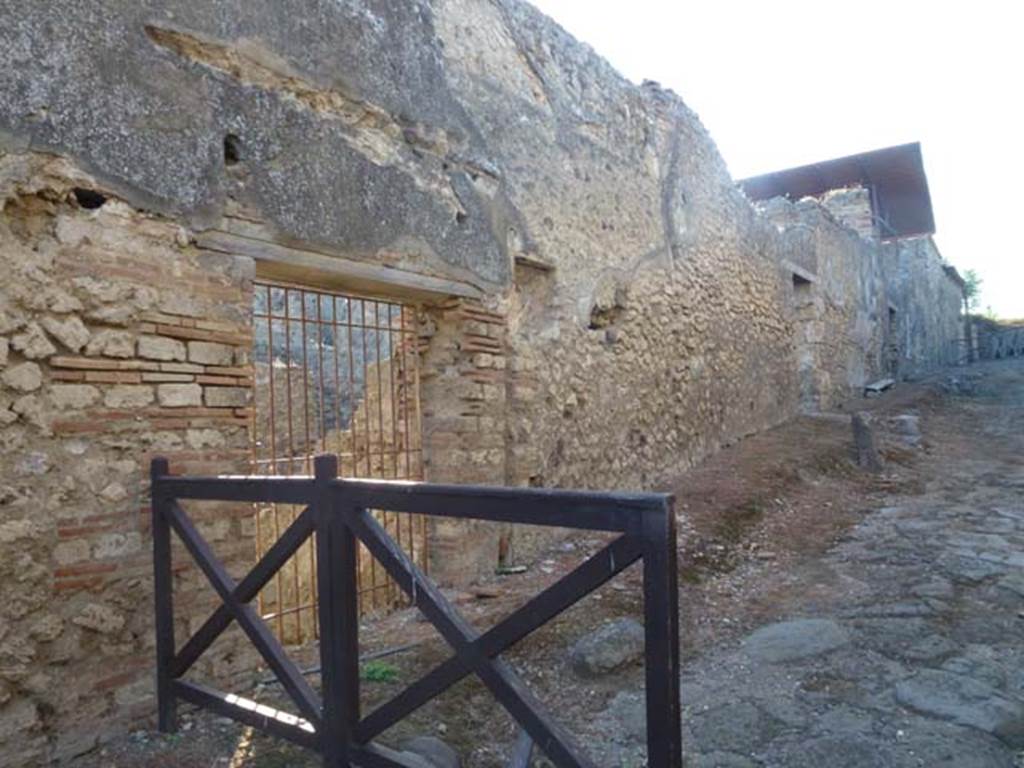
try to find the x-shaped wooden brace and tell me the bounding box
[164,501,323,730]
[347,508,643,768]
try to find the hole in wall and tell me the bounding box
[223,133,243,166]
[588,306,615,330]
[72,188,107,210]
[588,297,627,330]
[455,210,468,226]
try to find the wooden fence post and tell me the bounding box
[643,499,682,768]
[151,456,177,733]
[315,454,360,767]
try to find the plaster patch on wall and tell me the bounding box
[145,24,474,219]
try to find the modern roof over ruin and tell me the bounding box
[738,142,936,239]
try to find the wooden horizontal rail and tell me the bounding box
[156,472,669,531]
[339,483,666,532]
[158,475,316,504]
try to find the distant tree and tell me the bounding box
[963,269,983,312]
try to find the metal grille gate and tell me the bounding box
[251,280,426,644]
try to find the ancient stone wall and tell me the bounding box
[966,317,1024,362]
[0,0,967,761]
[882,236,965,379]
[820,187,877,240]
[757,196,891,411]
[769,187,964,385]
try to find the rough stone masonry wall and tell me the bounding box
[882,236,965,379]
[0,155,256,764]
[820,187,877,240]
[969,317,1024,362]
[757,196,890,411]
[0,0,962,760]
[435,0,798,513]
[804,188,965,382]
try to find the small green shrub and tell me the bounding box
[360,660,400,683]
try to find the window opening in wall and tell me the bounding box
[251,280,426,645]
[792,272,812,303]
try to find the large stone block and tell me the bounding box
[85,329,135,359]
[203,386,249,408]
[93,532,142,559]
[41,316,90,353]
[186,428,226,449]
[104,385,154,408]
[400,737,461,768]
[51,384,100,410]
[188,341,234,366]
[72,604,125,635]
[137,335,186,362]
[741,619,849,663]
[851,412,883,471]
[53,540,91,566]
[569,618,645,677]
[2,362,42,392]
[0,699,40,742]
[29,615,64,643]
[157,383,202,407]
[11,323,56,359]
[113,676,155,710]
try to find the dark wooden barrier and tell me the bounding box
[151,455,681,768]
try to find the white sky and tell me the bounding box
[529,0,1024,319]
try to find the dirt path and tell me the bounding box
[76,359,1024,767]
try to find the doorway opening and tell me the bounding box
[250,280,427,644]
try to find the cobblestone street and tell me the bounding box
[660,359,1024,767]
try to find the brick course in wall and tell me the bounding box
[418,297,509,582]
